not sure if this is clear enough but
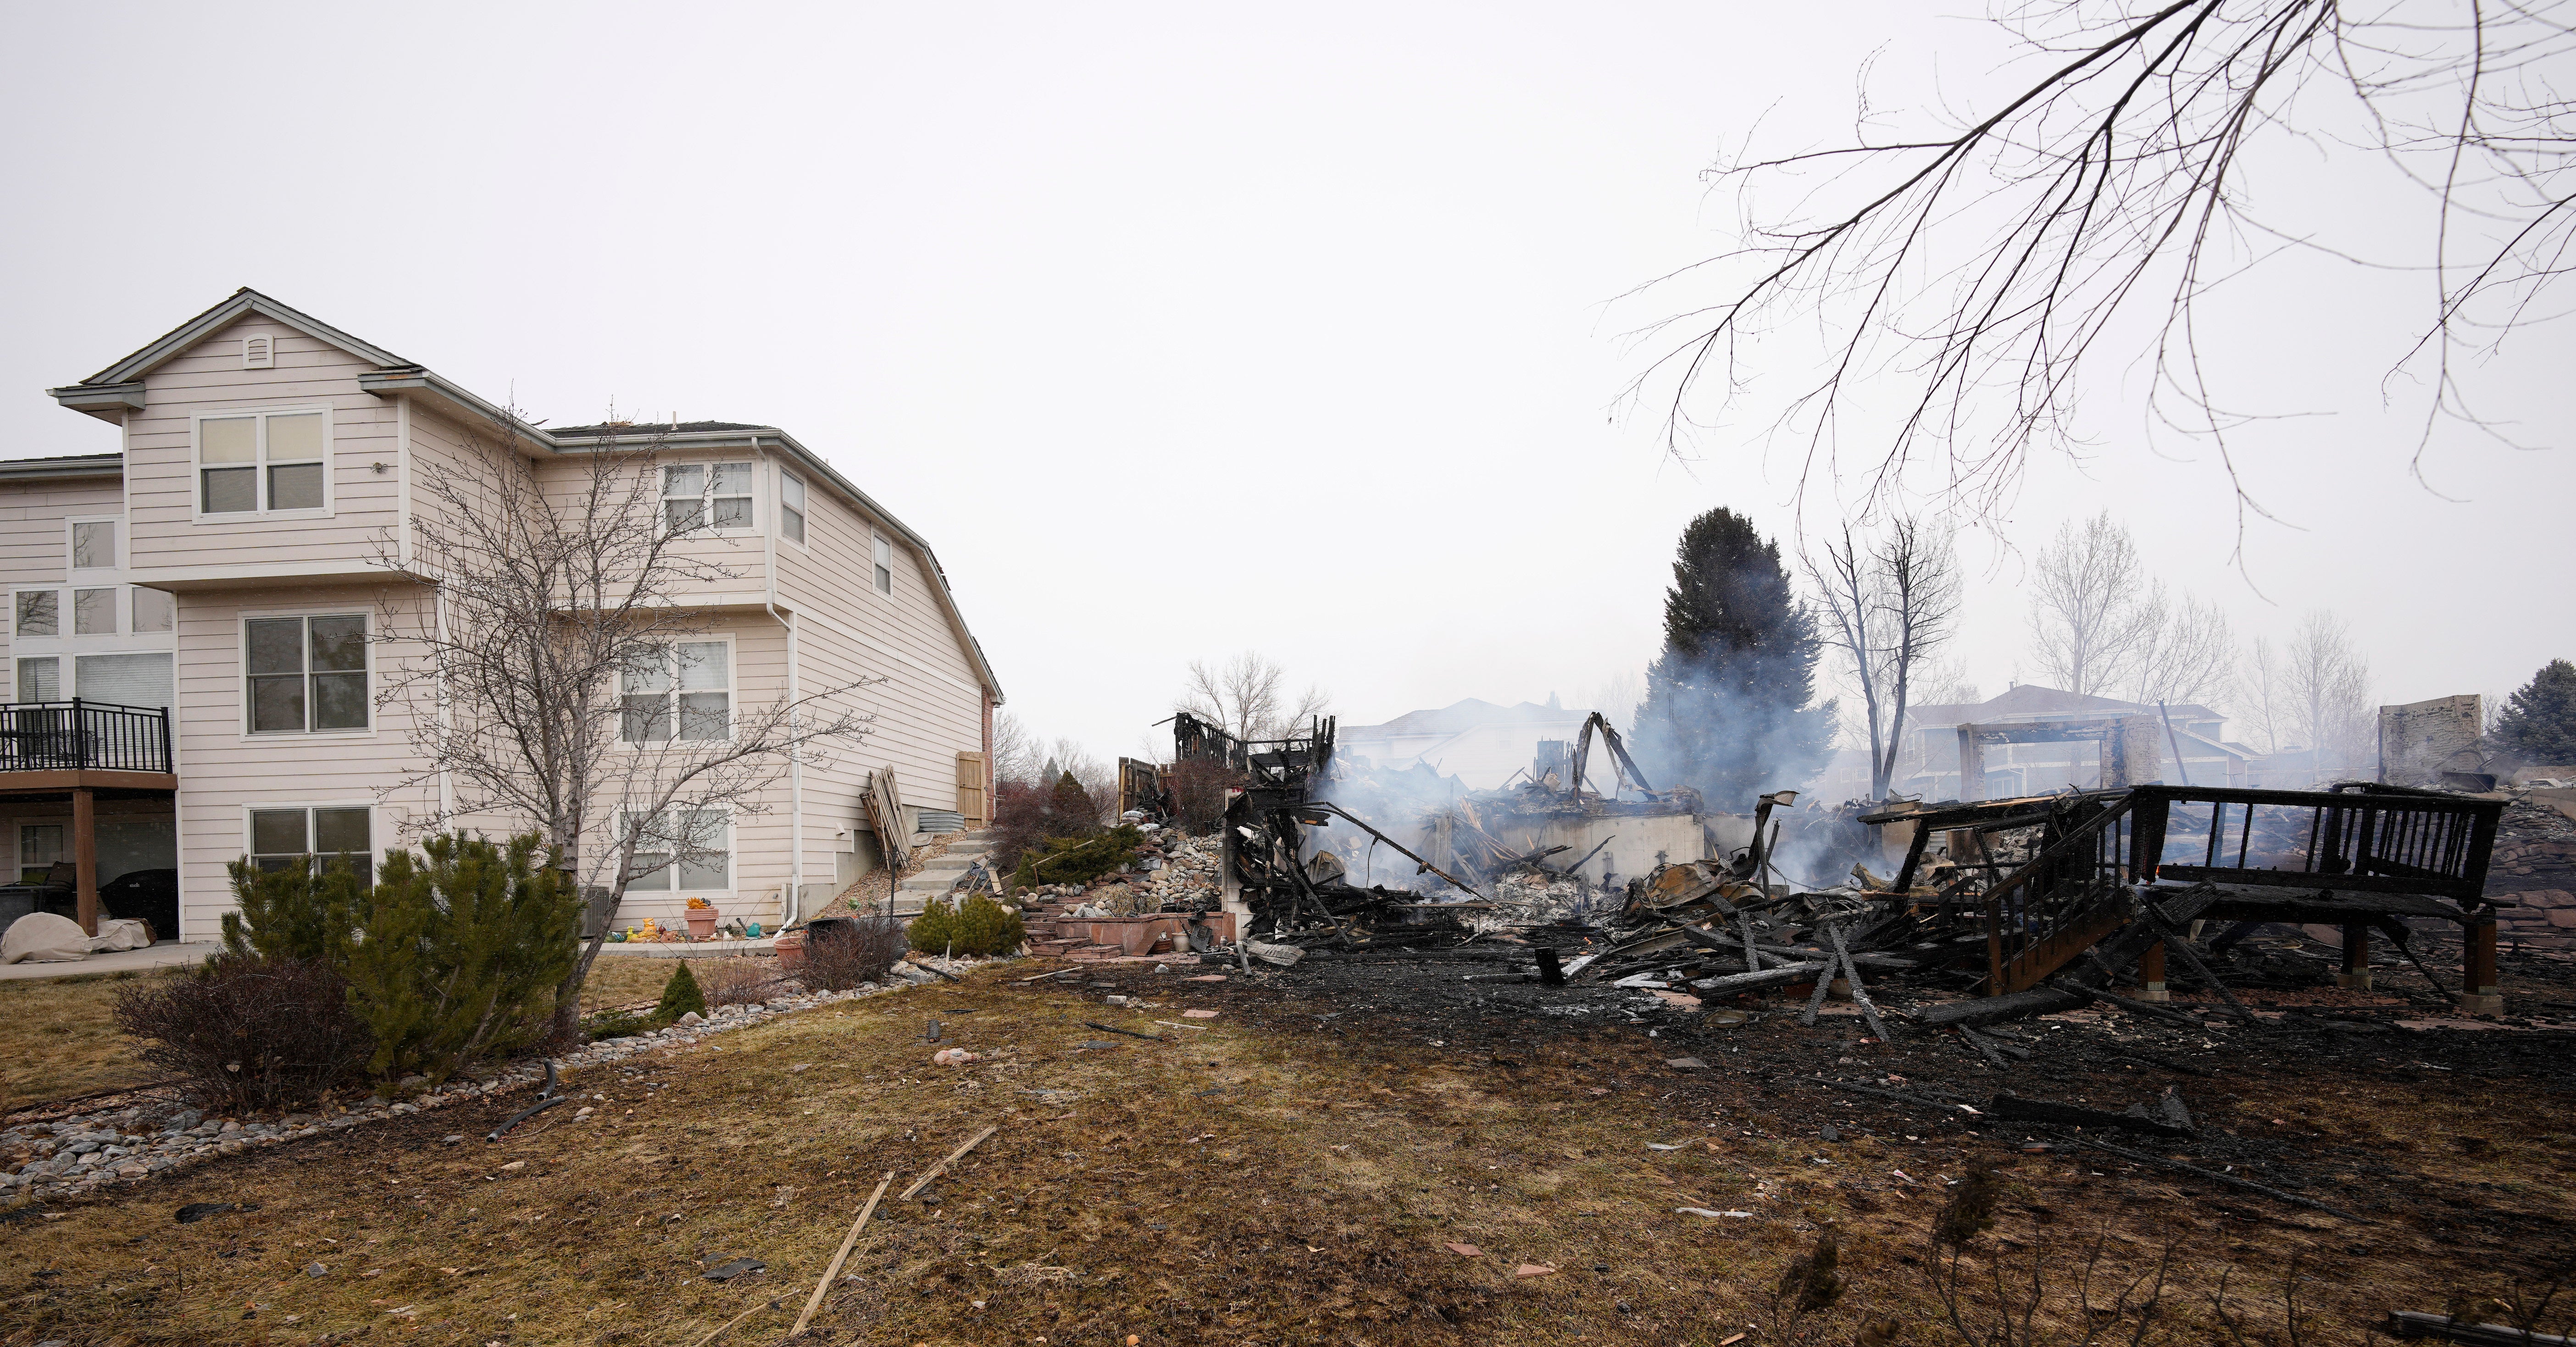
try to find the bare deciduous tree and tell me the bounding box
[1176,651,1330,743]
[371,414,880,1034]
[2128,593,2238,710]
[2027,512,2164,698]
[1634,2,2576,535]
[1809,516,1962,799]
[2258,610,2376,779]
[990,710,1043,787]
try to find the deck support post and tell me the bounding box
[2337,921,2372,990]
[2137,939,2171,1002]
[2459,917,2502,1015]
[72,785,98,937]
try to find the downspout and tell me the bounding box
[760,435,801,930]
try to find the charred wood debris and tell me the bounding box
[1104,714,2576,1231]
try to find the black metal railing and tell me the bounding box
[0,700,173,774]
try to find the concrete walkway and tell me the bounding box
[0,941,215,981]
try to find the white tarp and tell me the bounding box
[0,912,90,964]
[89,918,152,952]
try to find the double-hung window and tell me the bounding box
[778,471,806,544]
[871,532,893,593]
[624,807,730,892]
[249,807,374,882]
[245,615,368,733]
[618,641,730,744]
[662,463,752,532]
[199,410,327,514]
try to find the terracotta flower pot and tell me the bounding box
[684,909,720,940]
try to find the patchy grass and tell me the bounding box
[1,965,2570,1345]
[0,968,192,1109]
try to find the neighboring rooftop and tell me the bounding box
[548,421,773,438]
[1343,698,1589,738]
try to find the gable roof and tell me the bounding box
[1905,684,2220,730]
[66,288,409,389]
[34,290,1005,702]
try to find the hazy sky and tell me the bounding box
[4,2,2567,768]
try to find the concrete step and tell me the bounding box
[1067,944,1127,961]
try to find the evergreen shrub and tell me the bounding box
[906,893,1026,957]
[348,835,581,1086]
[655,962,707,1021]
[1009,825,1144,889]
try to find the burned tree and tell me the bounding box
[1632,507,1834,808]
[370,412,880,1034]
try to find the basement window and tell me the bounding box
[250,807,373,883]
[622,808,730,892]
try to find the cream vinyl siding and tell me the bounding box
[121,317,400,572]
[770,468,984,889]
[172,583,440,938]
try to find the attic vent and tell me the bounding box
[243,335,274,370]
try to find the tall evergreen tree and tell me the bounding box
[1632,507,1835,809]
[2494,659,2576,763]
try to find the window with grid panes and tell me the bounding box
[249,807,374,883]
[617,641,729,743]
[872,532,892,593]
[779,470,806,544]
[622,807,729,892]
[245,615,368,732]
[662,463,752,532]
[199,411,325,513]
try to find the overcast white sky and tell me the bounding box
[3,2,2567,768]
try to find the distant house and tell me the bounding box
[1338,697,1593,790]
[1809,684,2253,803]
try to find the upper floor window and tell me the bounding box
[872,532,893,593]
[618,640,730,744]
[11,586,172,640]
[199,410,327,515]
[779,471,807,545]
[14,591,57,638]
[662,463,752,533]
[68,520,116,571]
[245,614,367,733]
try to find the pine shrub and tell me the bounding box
[1009,825,1144,889]
[655,962,708,1021]
[219,856,367,963]
[345,834,581,1086]
[906,893,1025,957]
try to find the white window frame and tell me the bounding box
[871,531,893,595]
[239,610,373,738]
[11,588,62,641]
[619,805,734,896]
[191,405,335,521]
[777,469,807,549]
[660,461,755,536]
[65,516,120,576]
[615,636,734,748]
[243,803,378,883]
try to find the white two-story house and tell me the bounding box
[2,288,1003,942]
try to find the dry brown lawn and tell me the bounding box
[1,962,2568,1346]
[0,969,185,1110]
[0,955,696,1119]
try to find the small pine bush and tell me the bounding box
[655,962,707,1020]
[1009,825,1144,889]
[906,893,1025,957]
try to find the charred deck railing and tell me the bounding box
[1982,796,2141,993]
[1978,783,2503,993]
[2135,783,2500,903]
[0,700,173,775]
